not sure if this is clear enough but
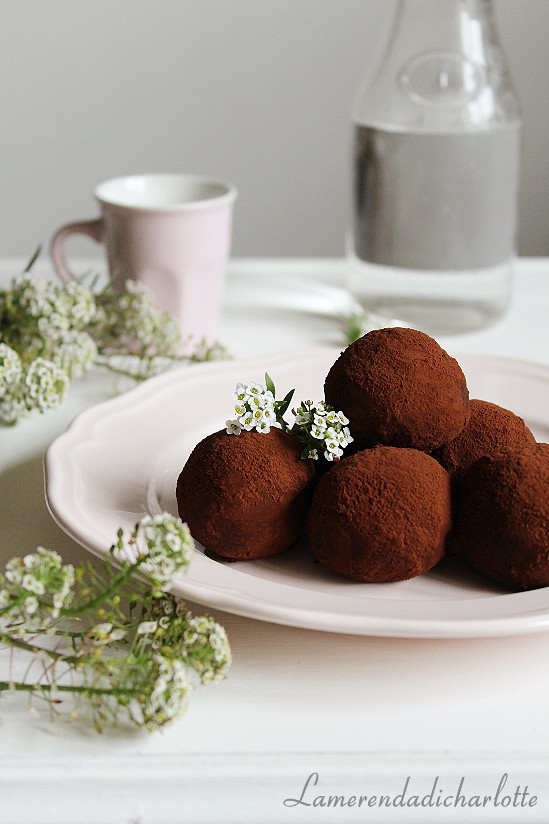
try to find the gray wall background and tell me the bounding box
[1,0,548,260]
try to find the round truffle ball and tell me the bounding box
[324,328,469,452]
[455,447,549,590]
[307,446,451,583]
[433,399,536,481]
[176,428,315,560]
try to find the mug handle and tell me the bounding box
[50,218,103,283]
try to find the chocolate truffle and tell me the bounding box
[324,328,469,452]
[455,447,549,590]
[176,427,315,560]
[307,446,451,583]
[433,399,536,481]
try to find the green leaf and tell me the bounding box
[23,245,42,273]
[264,372,276,396]
[342,311,369,345]
[277,388,295,419]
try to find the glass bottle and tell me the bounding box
[348,0,522,334]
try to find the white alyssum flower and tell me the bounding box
[24,595,39,616]
[86,622,125,646]
[0,343,23,387]
[225,419,242,435]
[226,380,278,436]
[12,275,96,332]
[1,546,75,629]
[238,409,255,431]
[291,399,354,462]
[232,383,248,402]
[50,330,98,379]
[107,279,181,356]
[137,620,159,635]
[13,274,58,319]
[180,613,233,683]
[62,280,97,327]
[24,358,69,412]
[0,394,28,426]
[244,382,264,400]
[140,654,194,728]
[136,513,194,589]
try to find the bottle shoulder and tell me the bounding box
[353,59,521,132]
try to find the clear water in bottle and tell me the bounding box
[348,0,522,335]
[350,122,521,334]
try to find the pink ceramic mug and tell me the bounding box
[50,173,237,342]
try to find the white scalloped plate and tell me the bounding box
[45,349,549,638]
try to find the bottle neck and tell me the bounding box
[354,0,520,131]
[388,0,497,64]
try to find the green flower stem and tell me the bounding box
[60,557,146,617]
[0,633,79,666]
[95,351,226,381]
[94,361,152,380]
[0,593,27,618]
[0,681,137,698]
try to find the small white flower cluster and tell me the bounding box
[141,654,193,728]
[48,330,98,380]
[0,513,231,734]
[226,381,276,435]
[0,346,71,425]
[2,267,229,426]
[0,275,97,425]
[292,400,353,461]
[0,343,22,387]
[181,614,233,683]
[25,357,70,412]
[94,279,181,358]
[0,344,25,426]
[136,513,195,589]
[14,274,96,332]
[0,273,176,427]
[0,547,75,633]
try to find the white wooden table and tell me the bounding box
[1,258,548,824]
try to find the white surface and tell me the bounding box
[46,349,549,639]
[1,258,549,823]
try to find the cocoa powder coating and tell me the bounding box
[433,399,536,480]
[176,427,316,560]
[307,446,452,583]
[455,446,549,590]
[324,327,469,452]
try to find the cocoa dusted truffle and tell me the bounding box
[324,328,469,452]
[433,399,536,481]
[176,428,315,560]
[455,447,549,590]
[307,446,451,583]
